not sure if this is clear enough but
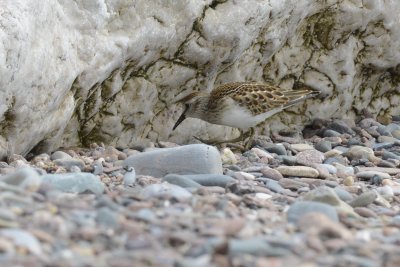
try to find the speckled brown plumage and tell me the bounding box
[208,82,315,115]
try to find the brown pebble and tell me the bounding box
[354,207,377,218]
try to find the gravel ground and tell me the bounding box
[0,117,400,267]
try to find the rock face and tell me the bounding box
[0,0,400,157]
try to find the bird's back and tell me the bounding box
[209,82,319,116]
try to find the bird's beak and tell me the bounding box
[173,107,188,130]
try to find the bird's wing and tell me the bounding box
[210,82,318,115]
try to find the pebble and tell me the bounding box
[349,191,377,207]
[280,155,297,166]
[0,167,42,192]
[229,237,291,257]
[345,146,375,161]
[314,140,332,153]
[278,178,309,190]
[303,186,355,216]
[297,213,352,240]
[290,143,314,152]
[355,171,391,181]
[50,151,72,160]
[178,174,235,187]
[264,143,287,155]
[220,148,237,165]
[353,207,377,218]
[0,229,42,256]
[377,186,394,201]
[334,187,354,202]
[287,201,339,224]
[124,144,222,177]
[260,167,284,181]
[251,147,274,160]
[95,207,119,228]
[323,129,342,137]
[343,176,355,186]
[327,120,355,135]
[276,166,319,178]
[41,173,105,195]
[296,149,325,166]
[141,182,192,201]
[163,174,202,188]
[356,167,400,175]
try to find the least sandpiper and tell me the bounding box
[173,82,319,146]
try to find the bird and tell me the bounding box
[172,82,320,147]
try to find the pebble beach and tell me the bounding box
[0,116,400,267]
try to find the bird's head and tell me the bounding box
[172,92,208,130]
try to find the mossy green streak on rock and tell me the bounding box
[304,9,336,49]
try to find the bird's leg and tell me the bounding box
[193,128,254,146]
[243,127,255,150]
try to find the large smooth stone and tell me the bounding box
[41,173,104,195]
[124,144,222,177]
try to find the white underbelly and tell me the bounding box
[215,105,282,129]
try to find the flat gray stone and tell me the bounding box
[287,201,339,224]
[141,182,192,201]
[163,174,202,188]
[0,167,42,192]
[50,151,72,160]
[356,171,391,181]
[41,173,104,195]
[124,144,222,177]
[182,174,235,187]
[229,237,291,257]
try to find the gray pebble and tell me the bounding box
[350,191,377,207]
[373,142,395,150]
[96,207,118,228]
[323,129,342,137]
[287,201,339,224]
[280,155,297,166]
[382,151,400,161]
[319,164,337,174]
[229,237,291,257]
[264,144,287,155]
[327,120,355,135]
[124,144,222,177]
[261,167,283,181]
[334,187,354,202]
[0,229,42,256]
[141,183,192,201]
[296,149,325,166]
[181,174,235,187]
[133,208,157,223]
[314,140,332,153]
[50,151,72,160]
[242,150,260,162]
[0,167,42,192]
[356,171,391,181]
[377,125,391,136]
[41,173,104,195]
[163,174,202,188]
